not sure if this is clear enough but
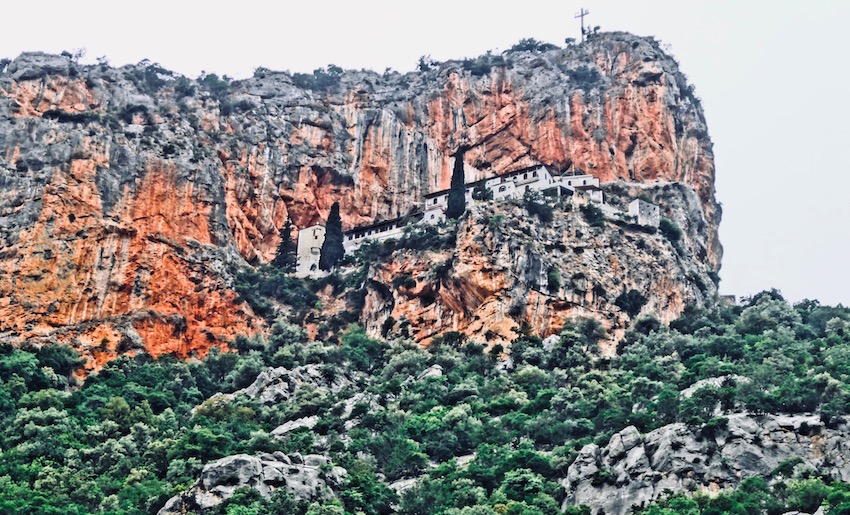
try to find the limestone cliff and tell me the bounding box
[358,182,717,345]
[562,414,850,515]
[0,32,720,366]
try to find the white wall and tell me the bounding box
[296,225,326,276]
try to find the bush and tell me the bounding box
[524,192,554,223]
[198,72,231,100]
[292,65,343,92]
[566,66,601,90]
[507,38,559,53]
[659,217,682,242]
[461,52,507,77]
[615,289,647,318]
[547,267,561,294]
[234,266,318,321]
[580,204,605,227]
[392,273,417,290]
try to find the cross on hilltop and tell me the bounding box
[575,8,590,42]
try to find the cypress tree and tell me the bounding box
[271,219,298,272]
[319,202,345,271]
[445,147,467,220]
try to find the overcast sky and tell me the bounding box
[2,0,848,306]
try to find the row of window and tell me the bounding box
[346,224,400,241]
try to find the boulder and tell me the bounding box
[562,413,850,515]
[157,452,345,514]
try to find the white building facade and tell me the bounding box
[294,165,658,276]
[628,199,661,228]
[295,224,326,276]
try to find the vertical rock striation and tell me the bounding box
[0,32,720,366]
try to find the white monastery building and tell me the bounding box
[295,164,659,275]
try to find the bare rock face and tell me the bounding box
[561,414,850,515]
[230,364,353,405]
[0,32,720,367]
[157,452,345,514]
[361,181,717,344]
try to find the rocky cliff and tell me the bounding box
[358,181,717,345]
[562,414,850,515]
[0,32,720,366]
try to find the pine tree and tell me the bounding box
[319,202,345,271]
[446,147,467,220]
[271,220,297,272]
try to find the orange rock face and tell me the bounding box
[358,188,716,349]
[0,34,721,367]
[0,142,258,370]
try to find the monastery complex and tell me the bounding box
[296,165,660,276]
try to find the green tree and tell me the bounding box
[616,289,648,318]
[319,202,345,271]
[271,220,298,272]
[446,148,467,220]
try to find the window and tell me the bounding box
[523,173,528,179]
[568,181,572,185]
[583,180,587,185]
[499,186,507,192]
[533,171,538,177]
[433,198,437,204]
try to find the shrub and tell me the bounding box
[198,72,230,99]
[615,289,647,318]
[524,191,553,223]
[292,65,343,92]
[472,182,493,200]
[392,273,417,290]
[173,76,195,98]
[234,266,318,321]
[659,217,682,242]
[566,66,601,90]
[507,38,559,53]
[547,267,561,294]
[461,52,507,77]
[580,204,605,227]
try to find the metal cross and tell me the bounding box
[575,8,590,42]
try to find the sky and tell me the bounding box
[2,0,849,306]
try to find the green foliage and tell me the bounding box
[198,72,231,99]
[446,150,467,220]
[615,289,648,318]
[234,266,317,321]
[659,217,682,242]
[271,220,298,272]
[417,55,435,72]
[523,191,553,223]
[580,203,605,227]
[393,273,417,290]
[462,52,508,77]
[565,66,601,90]
[472,182,494,201]
[292,65,344,92]
[1,291,849,514]
[125,61,173,94]
[637,475,850,515]
[507,38,559,53]
[319,202,345,271]
[547,267,561,294]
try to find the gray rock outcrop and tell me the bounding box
[232,364,353,405]
[562,413,850,515]
[158,452,345,514]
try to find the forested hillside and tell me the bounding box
[1,289,849,514]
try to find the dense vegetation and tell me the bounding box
[0,290,849,513]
